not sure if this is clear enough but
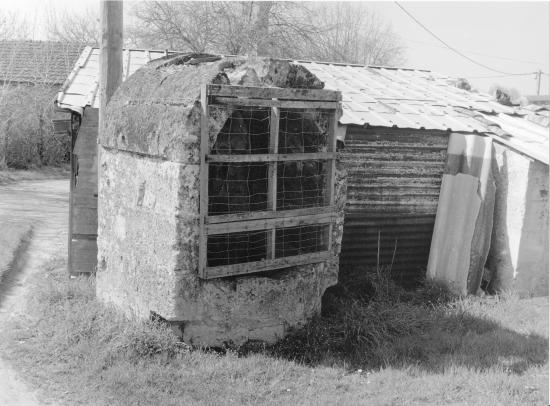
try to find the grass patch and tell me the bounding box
[1,259,547,405]
[0,165,70,185]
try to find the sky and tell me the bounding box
[1,0,549,96]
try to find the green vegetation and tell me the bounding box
[1,260,547,406]
[1,85,71,170]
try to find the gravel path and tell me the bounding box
[0,180,69,406]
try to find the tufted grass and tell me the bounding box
[0,258,547,406]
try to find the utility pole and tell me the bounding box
[536,70,542,96]
[99,1,123,184]
[99,0,123,132]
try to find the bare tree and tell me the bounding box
[126,1,323,58]
[46,6,100,46]
[126,2,405,66]
[126,2,219,52]
[0,11,29,40]
[304,3,405,66]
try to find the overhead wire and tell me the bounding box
[394,2,537,76]
[402,38,546,66]
[464,73,540,79]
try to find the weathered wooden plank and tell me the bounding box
[207,152,336,163]
[203,252,334,279]
[206,205,335,224]
[206,212,334,235]
[71,195,98,208]
[211,96,340,110]
[326,110,338,252]
[266,104,279,260]
[207,85,341,101]
[70,238,98,274]
[198,84,209,278]
[72,206,98,235]
[69,107,99,275]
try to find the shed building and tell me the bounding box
[56,48,549,298]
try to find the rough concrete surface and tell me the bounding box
[0,179,69,405]
[487,145,549,297]
[97,56,346,346]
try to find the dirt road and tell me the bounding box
[0,180,69,406]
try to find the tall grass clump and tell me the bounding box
[269,264,438,367]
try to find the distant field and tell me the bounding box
[1,259,548,406]
[0,165,70,185]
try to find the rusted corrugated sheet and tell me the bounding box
[340,125,449,286]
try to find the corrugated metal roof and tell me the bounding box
[55,46,177,113]
[55,49,549,164]
[481,113,549,164]
[298,62,548,165]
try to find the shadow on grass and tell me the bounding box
[242,270,549,376]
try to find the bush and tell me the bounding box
[1,84,70,169]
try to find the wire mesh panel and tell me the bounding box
[277,160,327,210]
[279,109,330,154]
[208,106,271,215]
[275,224,329,258]
[200,85,340,279]
[207,230,268,267]
[209,106,270,154]
[208,162,269,215]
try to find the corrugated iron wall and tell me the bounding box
[340,126,450,287]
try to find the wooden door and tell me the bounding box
[69,108,98,274]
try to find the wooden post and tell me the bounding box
[99,1,123,132]
[199,84,209,277]
[325,110,338,253]
[267,103,280,259]
[98,0,123,247]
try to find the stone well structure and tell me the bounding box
[97,55,346,346]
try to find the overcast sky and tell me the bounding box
[3,0,549,96]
